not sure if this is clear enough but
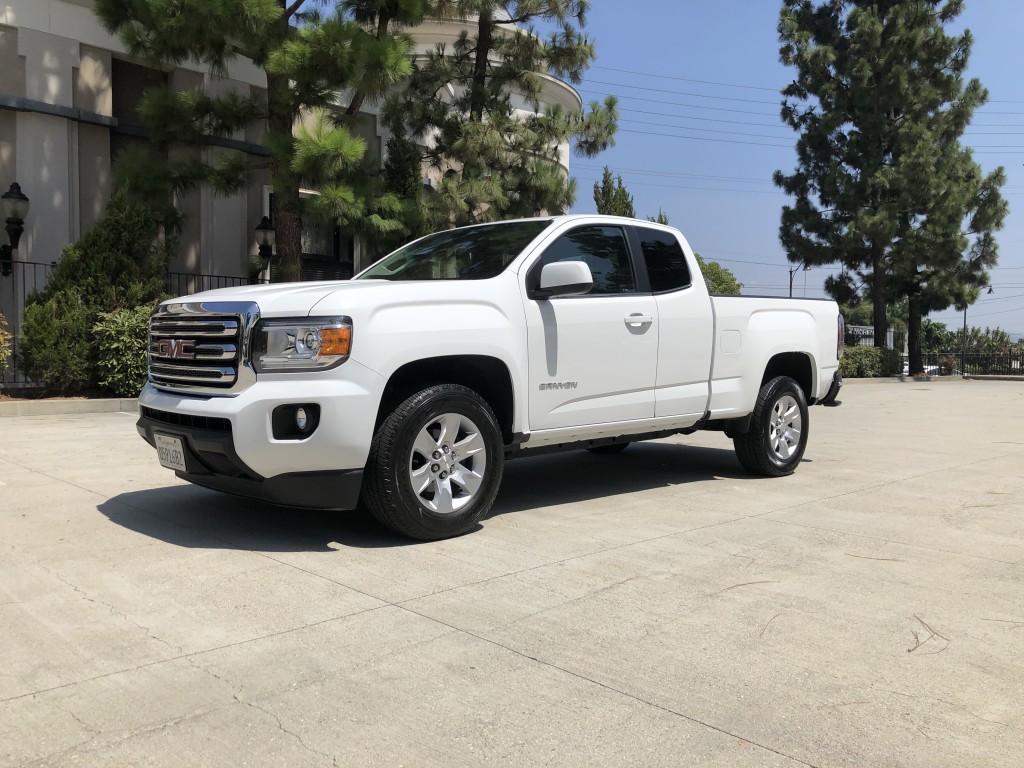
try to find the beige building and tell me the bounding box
[0,0,581,379]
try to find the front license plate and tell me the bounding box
[154,434,188,472]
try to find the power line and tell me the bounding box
[942,305,1024,319]
[617,116,1024,148]
[974,292,1024,304]
[579,88,780,117]
[589,64,1024,106]
[590,65,781,93]
[586,78,781,106]
[591,94,1024,132]
[618,118,796,142]
[617,127,792,148]
[572,174,784,195]
[613,106,788,129]
[608,126,1024,153]
[585,88,1024,142]
[573,163,774,184]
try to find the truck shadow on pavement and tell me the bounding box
[98,442,757,552]
[493,442,752,516]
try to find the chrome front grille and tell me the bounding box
[148,301,259,395]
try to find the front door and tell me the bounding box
[523,224,658,431]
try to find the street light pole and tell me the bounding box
[961,286,993,375]
[962,304,967,375]
[788,262,809,298]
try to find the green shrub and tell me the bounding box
[36,191,172,311]
[19,289,92,393]
[840,346,904,378]
[0,313,12,383]
[94,306,152,397]
[840,346,878,377]
[19,191,172,393]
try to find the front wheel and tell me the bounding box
[733,376,808,477]
[362,384,504,540]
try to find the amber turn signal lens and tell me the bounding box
[319,326,351,357]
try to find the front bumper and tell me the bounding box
[137,410,363,510]
[137,359,384,479]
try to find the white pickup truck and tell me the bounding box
[138,215,843,539]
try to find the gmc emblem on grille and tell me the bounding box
[156,339,197,359]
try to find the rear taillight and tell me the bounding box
[837,314,845,360]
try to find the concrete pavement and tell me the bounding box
[1,380,1022,766]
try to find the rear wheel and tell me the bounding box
[733,376,808,477]
[362,384,503,540]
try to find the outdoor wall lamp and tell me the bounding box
[255,215,276,261]
[1,182,30,278]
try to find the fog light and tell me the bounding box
[271,404,320,440]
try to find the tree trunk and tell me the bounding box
[871,245,887,349]
[907,294,923,375]
[265,71,303,283]
[470,11,493,122]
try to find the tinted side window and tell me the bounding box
[532,226,636,295]
[637,228,691,293]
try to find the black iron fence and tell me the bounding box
[0,266,264,389]
[166,271,266,296]
[0,261,56,388]
[916,351,1024,377]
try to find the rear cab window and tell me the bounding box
[635,227,692,293]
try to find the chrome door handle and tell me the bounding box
[624,314,654,326]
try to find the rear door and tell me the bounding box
[630,226,714,419]
[523,224,658,430]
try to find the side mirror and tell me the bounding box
[533,261,593,299]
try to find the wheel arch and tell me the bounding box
[761,352,815,403]
[377,355,516,444]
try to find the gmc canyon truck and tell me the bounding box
[138,215,843,540]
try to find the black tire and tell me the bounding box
[361,384,504,540]
[733,376,809,477]
[587,442,630,455]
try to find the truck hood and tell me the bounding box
[166,281,358,316]
[167,278,515,318]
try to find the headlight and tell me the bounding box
[253,317,352,372]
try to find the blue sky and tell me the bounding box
[567,1,1024,338]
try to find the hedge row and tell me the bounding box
[840,346,903,378]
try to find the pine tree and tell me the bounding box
[382,1,618,227]
[774,0,1005,370]
[593,167,635,217]
[95,0,422,280]
[648,208,669,225]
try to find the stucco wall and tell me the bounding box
[0,0,268,276]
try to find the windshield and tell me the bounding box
[357,219,553,281]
